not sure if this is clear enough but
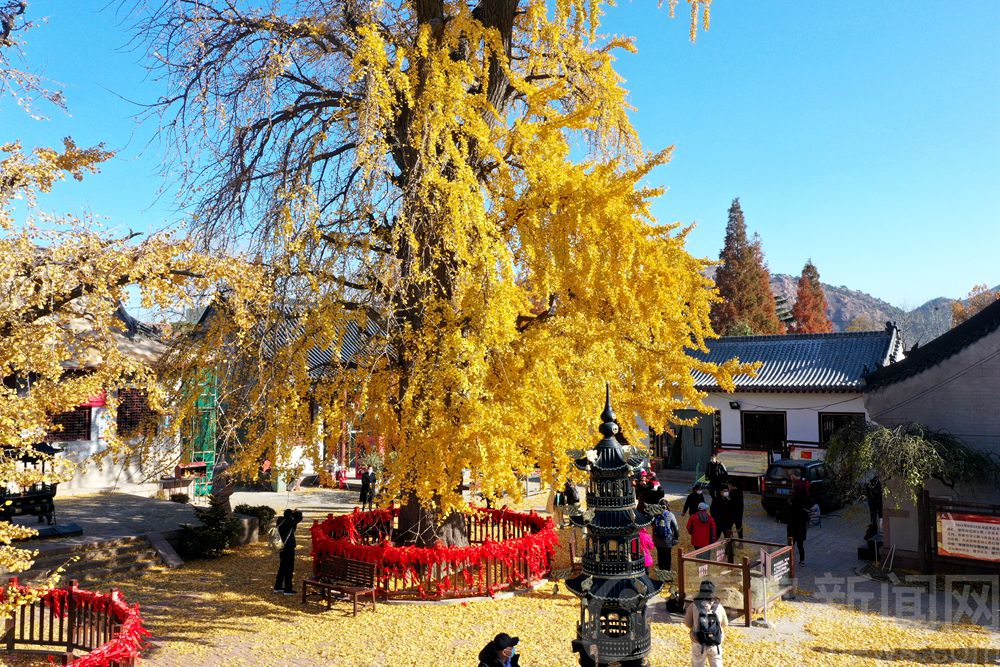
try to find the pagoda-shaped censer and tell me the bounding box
[567,385,661,667]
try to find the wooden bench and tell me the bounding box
[302,555,377,616]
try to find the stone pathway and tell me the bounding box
[11,493,199,552]
[230,486,364,523]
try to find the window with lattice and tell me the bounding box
[117,389,155,437]
[49,407,92,442]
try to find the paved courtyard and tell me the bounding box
[657,481,999,628]
[11,493,198,551]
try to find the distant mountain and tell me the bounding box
[768,277,999,347]
[897,297,955,347]
[702,264,998,346]
[769,274,901,331]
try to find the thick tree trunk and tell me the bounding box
[385,4,521,550]
[395,494,470,547]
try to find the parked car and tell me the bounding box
[760,459,844,517]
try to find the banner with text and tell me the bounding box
[936,512,1000,563]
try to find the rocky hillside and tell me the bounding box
[769,276,999,346]
[769,274,901,331]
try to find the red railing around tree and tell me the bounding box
[1,579,149,666]
[311,506,558,600]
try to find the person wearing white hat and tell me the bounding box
[686,502,718,551]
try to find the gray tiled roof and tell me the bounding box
[262,313,387,378]
[198,302,389,378]
[691,328,900,393]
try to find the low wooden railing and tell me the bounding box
[311,506,558,600]
[1,579,148,666]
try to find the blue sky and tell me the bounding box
[6,1,999,308]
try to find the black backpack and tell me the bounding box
[695,601,723,647]
[653,511,672,540]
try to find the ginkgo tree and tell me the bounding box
[0,2,256,599]
[142,0,750,543]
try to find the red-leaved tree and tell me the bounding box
[791,260,833,333]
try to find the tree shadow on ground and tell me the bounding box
[114,541,346,658]
[14,493,199,544]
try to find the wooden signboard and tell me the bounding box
[717,449,770,477]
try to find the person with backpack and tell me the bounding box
[684,580,728,667]
[686,502,717,551]
[272,508,304,595]
[652,501,680,571]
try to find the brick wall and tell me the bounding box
[865,332,1000,453]
[865,330,1000,571]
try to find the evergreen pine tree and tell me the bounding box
[791,260,833,333]
[711,199,784,335]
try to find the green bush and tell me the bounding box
[234,504,277,532]
[169,493,190,504]
[178,503,241,559]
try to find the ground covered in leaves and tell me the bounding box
[1,493,997,665]
[4,538,995,666]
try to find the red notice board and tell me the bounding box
[936,512,1000,563]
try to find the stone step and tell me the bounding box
[34,534,151,555]
[69,560,167,586]
[37,550,162,575]
[30,542,154,567]
[13,535,170,587]
[22,552,163,585]
[658,469,698,483]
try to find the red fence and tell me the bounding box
[311,506,558,600]
[1,579,148,666]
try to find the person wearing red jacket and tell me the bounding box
[686,502,718,550]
